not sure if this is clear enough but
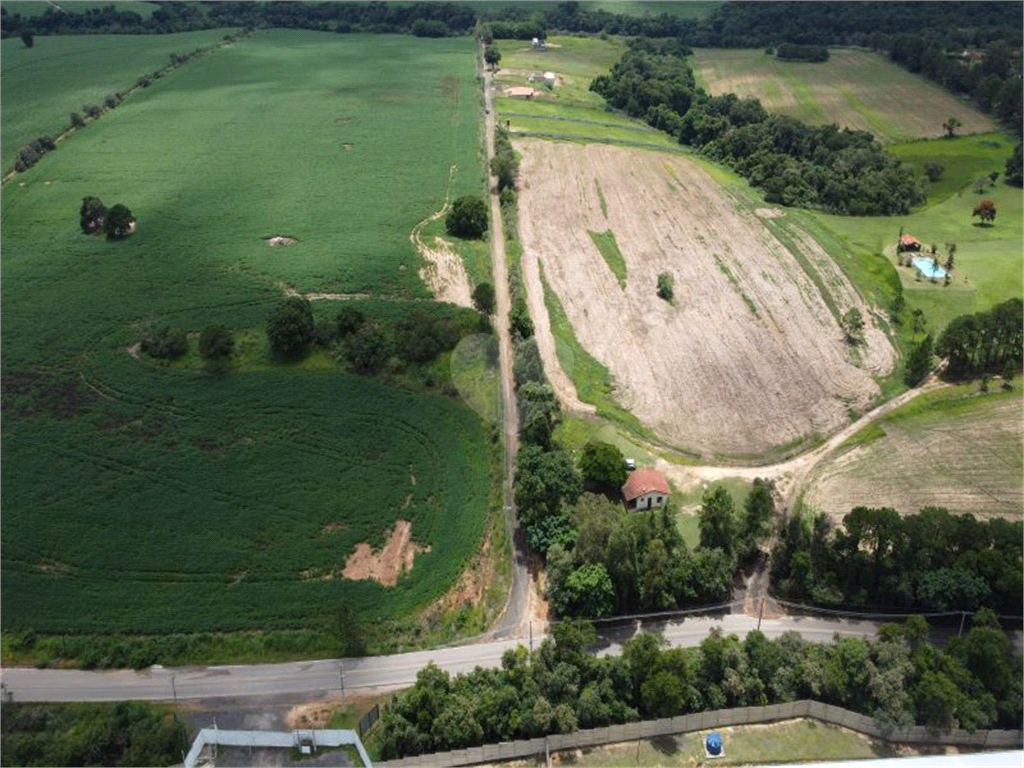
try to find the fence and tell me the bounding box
[376,700,1023,768]
[358,704,381,737]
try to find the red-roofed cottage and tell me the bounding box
[622,468,671,511]
[899,234,922,252]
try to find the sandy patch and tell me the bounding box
[266,235,297,246]
[411,164,473,308]
[285,702,337,730]
[514,141,895,457]
[342,520,430,588]
[229,569,247,586]
[321,521,349,534]
[127,342,141,359]
[34,558,72,574]
[755,207,785,218]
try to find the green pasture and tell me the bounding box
[505,113,679,147]
[493,34,625,107]
[689,48,997,143]
[1,29,230,170]
[1,31,491,636]
[0,1,159,17]
[807,167,1023,334]
[889,133,1016,206]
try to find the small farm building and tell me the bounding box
[622,468,671,511]
[528,71,544,83]
[543,71,556,86]
[899,234,922,252]
[507,86,535,100]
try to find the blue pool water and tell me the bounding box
[912,255,947,279]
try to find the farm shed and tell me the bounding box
[507,86,535,100]
[622,468,671,511]
[899,234,922,252]
[543,71,556,86]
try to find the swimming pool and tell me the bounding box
[912,255,947,280]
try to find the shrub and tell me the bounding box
[70,111,86,128]
[83,103,102,119]
[198,323,234,361]
[445,196,488,239]
[104,93,121,109]
[80,196,107,234]
[656,272,674,302]
[141,326,188,359]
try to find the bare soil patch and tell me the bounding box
[321,521,349,534]
[515,141,895,456]
[265,235,297,246]
[755,207,785,218]
[342,520,430,588]
[411,164,473,308]
[805,394,1023,520]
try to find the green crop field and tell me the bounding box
[689,48,997,143]
[1,29,231,170]
[1,30,492,636]
[805,385,1023,521]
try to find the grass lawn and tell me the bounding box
[495,719,888,767]
[1,31,492,639]
[493,35,626,108]
[889,133,1016,206]
[807,164,1022,334]
[689,48,997,143]
[1,29,232,170]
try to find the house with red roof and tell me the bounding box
[622,467,671,511]
[898,234,922,252]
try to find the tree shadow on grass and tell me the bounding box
[651,735,680,756]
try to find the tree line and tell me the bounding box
[936,297,1023,380]
[591,47,925,215]
[1,701,185,767]
[771,505,1023,615]
[378,611,1023,759]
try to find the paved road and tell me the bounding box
[480,54,531,640]
[1,613,890,703]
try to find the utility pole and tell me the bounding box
[757,598,765,632]
[339,661,346,706]
[958,611,967,638]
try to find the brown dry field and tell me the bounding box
[689,48,997,143]
[515,141,895,457]
[804,393,1023,521]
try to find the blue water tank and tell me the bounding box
[705,732,723,756]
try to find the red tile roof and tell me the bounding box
[900,234,921,246]
[622,468,671,502]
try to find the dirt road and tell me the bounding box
[481,61,534,639]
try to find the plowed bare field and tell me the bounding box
[804,392,1023,520]
[515,141,895,457]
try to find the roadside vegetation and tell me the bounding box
[0,701,186,767]
[377,614,1023,759]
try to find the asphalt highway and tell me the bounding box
[1,614,890,703]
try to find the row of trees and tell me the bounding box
[775,43,829,62]
[936,297,1023,380]
[590,49,925,215]
[771,505,1023,615]
[378,611,1023,759]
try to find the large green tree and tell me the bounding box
[104,203,135,239]
[578,440,627,492]
[699,486,739,557]
[198,323,233,362]
[266,296,315,357]
[446,195,488,239]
